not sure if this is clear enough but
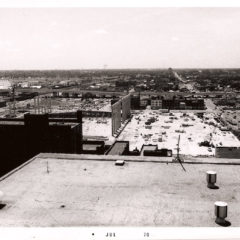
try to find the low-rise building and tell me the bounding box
[215,147,240,158]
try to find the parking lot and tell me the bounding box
[118,110,240,156]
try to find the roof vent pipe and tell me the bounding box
[0,191,5,209]
[215,201,228,224]
[206,171,217,189]
[0,191,4,202]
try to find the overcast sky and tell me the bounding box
[0,8,240,69]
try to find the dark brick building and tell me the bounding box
[0,111,82,176]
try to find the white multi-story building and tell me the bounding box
[140,99,148,107]
[151,99,162,109]
[0,80,11,89]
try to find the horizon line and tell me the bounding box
[0,67,240,71]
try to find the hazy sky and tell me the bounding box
[0,8,240,69]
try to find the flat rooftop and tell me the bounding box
[0,121,24,125]
[49,122,80,127]
[108,141,128,155]
[118,110,240,156]
[141,145,158,156]
[82,144,102,151]
[0,153,240,227]
[83,117,114,142]
[0,120,79,127]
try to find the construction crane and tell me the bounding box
[175,134,186,172]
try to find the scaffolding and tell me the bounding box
[33,94,52,114]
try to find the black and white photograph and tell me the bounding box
[0,1,240,239]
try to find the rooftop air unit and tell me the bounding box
[115,160,125,166]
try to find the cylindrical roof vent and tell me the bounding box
[215,201,228,224]
[0,191,6,209]
[206,171,217,189]
[0,191,4,202]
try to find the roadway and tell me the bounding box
[0,86,238,98]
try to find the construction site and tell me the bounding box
[3,95,112,117]
[1,90,240,158]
